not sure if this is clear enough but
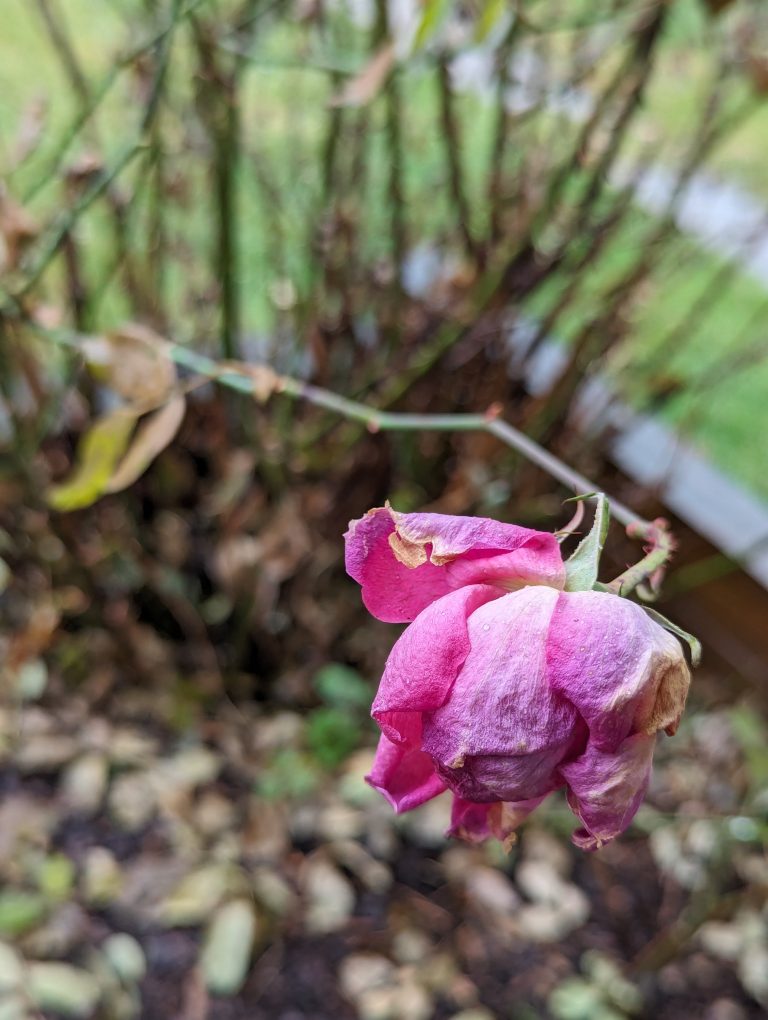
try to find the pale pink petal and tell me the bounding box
[559,731,656,850]
[345,505,565,622]
[365,734,446,812]
[372,584,501,748]
[422,587,579,801]
[547,591,690,753]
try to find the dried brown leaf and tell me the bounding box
[82,323,176,406]
[0,185,39,272]
[330,44,395,108]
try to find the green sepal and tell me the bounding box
[564,493,610,592]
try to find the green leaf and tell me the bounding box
[47,408,137,511]
[564,494,610,592]
[37,853,76,901]
[642,607,702,667]
[413,0,451,51]
[307,708,361,769]
[313,663,370,711]
[257,749,318,800]
[0,891,47,936]
[475,0,509,42]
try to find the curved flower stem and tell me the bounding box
[21,322,674,573]
[605,518,676,600]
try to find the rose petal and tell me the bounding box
[422,587,579,801]
[372,584,501,747]
[448,795,547,845]
[365,734,446,812]
[559,731,656,850]
[547,591,690,753]
[345,505,565,622]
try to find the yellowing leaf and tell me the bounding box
[330,44,396,108]
[475,0,509,42]
[105,394,186,493]
[48,409,137,511]
[413,0,451,51]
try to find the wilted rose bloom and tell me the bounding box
[345,505,690,850]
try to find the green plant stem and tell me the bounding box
[27,321,674,580]
[606,518,676,599]
[161,338,645,530]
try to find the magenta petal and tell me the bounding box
[447,798,496,842]
[372,583,501,748]
[422,587,579,800]
[448,795,547,845]
[345,505,565,622]
[547,591,690,753]
[366,734,446,812]
[560,731,656,850]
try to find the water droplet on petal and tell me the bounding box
[482,624,490,631]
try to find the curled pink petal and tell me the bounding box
[372,583,501,747]
[422,588,579,801]
[448,795,548,847]
[547,591,690,753]
[345,505,565,622]
[366,734,446,812]
[559,731,656,850]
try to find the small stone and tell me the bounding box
[317,803,364,842]
[515,898,588,943]
[398,796,451,847]
[16,735,78,772]
[108,772,156,831]
[392,928,432,965]
[82,847,123,905]
[201,899,262,996]
[61,753,109,814]
[251,868,296,916]
[20,902,88,957]
[464,867,520,916]
[157,864,237,927]
[28,962,100,1017]
[303,857,355,934]
[330,840,391,894]
[699,922,744,962]
[194,792,236,836]
[703,999,748,1020]
[739,943,768,1005]
[516,860,561,905]
[0,995,27,1020]
[339,954,396,1003]
[103,933,146,983]
[522,828,572,877]
[109,729,159,766]
[17,659,48,700]
[158,747,221,791]
[392,978,433,1020]
[0,942,24,991]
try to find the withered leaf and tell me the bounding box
[47,408,137,511]
[82,323,176,407]
[105,394,186,493]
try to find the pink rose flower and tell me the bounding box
[345,505,690,850]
